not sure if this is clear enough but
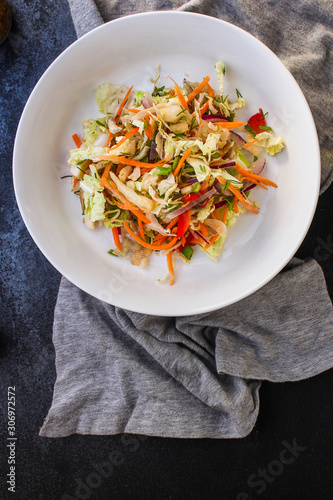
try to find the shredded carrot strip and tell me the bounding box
[72,178,79,190]
[126,108,140,113]
[115,163,123,176]
[200,223,209,237]
[167,251,175,286]
[123,222,179,250]
[212,209,221,220]
[111,198,128,210]
[204,233,220,250]
[137,218,145,240]
[109,127,139,151]
[222,208,227,224]
[215,120,248,130]
[187,76,211,103]
[115,85,133,123]
[100,178,151,223]
[181,235,186,247]
[112,227,122,251]
[244,138,257,148]
[233,197,239,213]
[244,177,268,190]
[105,131,113,147]
[153,218,179,243]
[173,148,193,177]
[95,154,172,169]
[234,163,277,187]
[165,217,179,231]
[217,176,259,214]
[99,162,112,187]
[206,82,215,97]
[200,174,210,193]
[168,76,188,110]
[144,117,152,139]
[190,237,204,245]
[153,234,167,244]
[200,101,210,117]
[72,134,82,148]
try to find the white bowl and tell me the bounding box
[13,12,320,316]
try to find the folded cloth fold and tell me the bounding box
[40,259,333,438]
[39,0,333,439]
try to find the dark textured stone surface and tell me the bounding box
[0,1,332,499]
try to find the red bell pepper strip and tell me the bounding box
[182,193,200,203]
[176,210,191,238]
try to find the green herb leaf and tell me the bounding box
[181,245,194,261]
[259,125,273,131]
[222,180,231,192]
[189,116,198,133]
[236,88,243,98]
[60,175,72,179]
[107,249,118,256]
[245,124,257,137]
[176,106,187,116]
[172,157,180,171]
[153,167,172,176]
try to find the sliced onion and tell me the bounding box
[214,200,228,209]
[210,160,236,169]
[149,141,158,161]
[215,183,232,197]
[242,183,257,194]
[191,230,210,245]
[183,79,194,94]
[229,130,246,147]
[202,113,229,122]
[141,92,154,109]
[166,187,217,221]
[205,218,227,238]
[252,157,266,175]
[186,177,198,184]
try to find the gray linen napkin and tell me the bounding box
[40,0,333,438]
[40,259,333,438]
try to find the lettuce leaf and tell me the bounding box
[254,131,285,156]
[214,61,226,94]
[95,83,128,118]
[104,210,129,229]
[135,90,146,105]
[80,174,105,222]
[186,157,211,182]
[68,145,109,165]
[82,118,108,145]
[197,198,215,223]
[199,235,225,262]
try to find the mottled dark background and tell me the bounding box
[0,1,332,499]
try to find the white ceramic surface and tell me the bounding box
[13,12,320,316]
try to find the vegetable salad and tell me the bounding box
[67,62,284,285]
